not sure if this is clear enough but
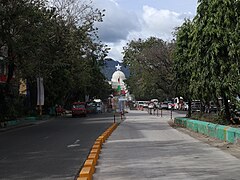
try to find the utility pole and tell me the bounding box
[37,58,44,117]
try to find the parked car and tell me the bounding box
[137,101,149,109]
[86,101,96,114]
[191,100,201,112]
[72,102,87,117]
[173,97,183,110]
[148,102,155,109]
[137,101,144,108]
[56,105,65,116]
[155,102,160,109]
[184,102,189,111]
[231,109,240,124]
[143,102,149,108]
[160,102,168,109]
[204,102,217,113]
[150,99,159,108]
[167,101,174,109]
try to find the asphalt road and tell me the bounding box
[0,113,116,180]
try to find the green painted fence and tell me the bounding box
[174,117,240,144]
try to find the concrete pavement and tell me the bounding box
[93,110,240,180]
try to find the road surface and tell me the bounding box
[0,113,116,180]
[94,110,240,180]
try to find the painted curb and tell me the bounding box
[77,123,118,180]
[1,115,51,129]
[174,117,240,144]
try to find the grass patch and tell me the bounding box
[190,112,229,125]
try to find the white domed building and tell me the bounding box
[108,64,133,112]
[109,64,127,94]
[111,70,126,84]
[111,70,125,89]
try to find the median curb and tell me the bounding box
[174,117,240,144]
[0,115,51,132]
[77,123,118,180]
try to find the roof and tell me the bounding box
[111,70,126,82]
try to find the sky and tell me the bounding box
[92,0,198,62]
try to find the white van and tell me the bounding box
[151,99,159,108]
[93,99,104,113]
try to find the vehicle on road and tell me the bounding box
[160,102,169,109]
[150,99,158,104]
[168,101,174,109]
[184,102,189,111]
[94,99,104,113]
[150,99,159,108]
[56,105,65,116]
[148,102,155,114]
[86,101,96,114]
[191,100,201,112]
[143,102,149,108]
[204,101,217,113]
[72,102,87,117]
[137,101,149,109]
[173,97,184,110]
[148,102,155,109]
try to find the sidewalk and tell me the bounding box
[93,110,240,180]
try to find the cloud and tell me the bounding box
[94,0,141,43]
[106,40,127,62]
[129,6,193,41]
[143,6,182,37]
[92,1,194,61]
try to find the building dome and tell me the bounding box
[111,70,126,83]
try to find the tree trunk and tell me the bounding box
[6,45,15,84]
[187,99,192,117]
[222,92,231,123]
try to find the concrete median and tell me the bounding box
[77,122,119,180]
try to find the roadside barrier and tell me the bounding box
[77,123,118,180]
[174,117,240,144]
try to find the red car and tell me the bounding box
[72,102,87,117]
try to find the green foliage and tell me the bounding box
[173,19,194,100]
[0,0,111,118]
[123,37,175,100]
[174,0,240,122]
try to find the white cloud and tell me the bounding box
[127,6,193,41]
[106,40,127,62]
[92,1,194,61]
[142,6,182,38]
[94,0,141,43]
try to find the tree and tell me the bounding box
[40,1,109,107]
[0,0,111,118]
[173,19,194,117]
[190,0,240,122]
[123,37,175,100]
[0,0,51,118]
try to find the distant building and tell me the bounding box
[101,58,129,81]
[109,64,127,96]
